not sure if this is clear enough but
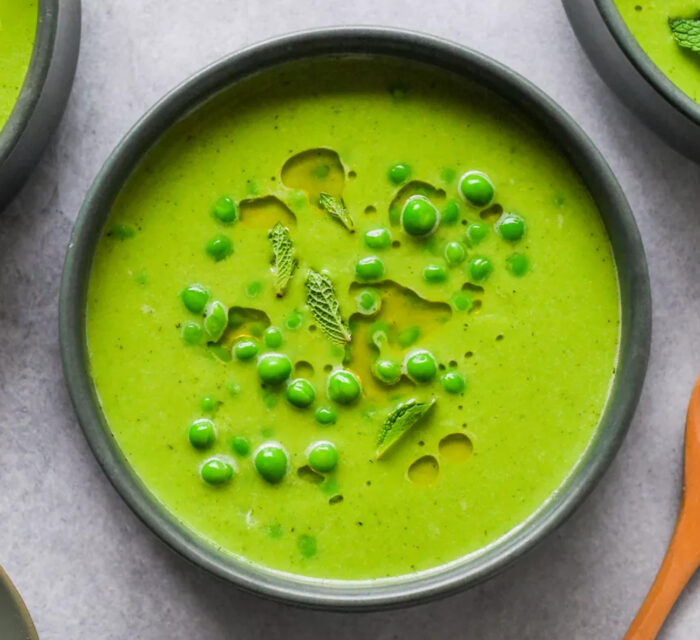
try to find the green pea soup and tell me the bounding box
[0,1,38,130]
[614,1,700,104]
[86,56,620,580]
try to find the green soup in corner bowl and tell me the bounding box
[60,28,651,610]
[0,0,80,210]
[564,0,700,162]
[614,0,700,105]
[0,566,38,640]
[0,2,37,131]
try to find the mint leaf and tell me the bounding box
[203,300,228,342]
[318,192,354,232]
[268,222,296,297]
[304,269,351,345]
[669,17,700,54]
[376,399,435,459]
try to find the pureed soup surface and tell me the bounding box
[0,0,37,129]
[614,1,700,104]
[86,56,620,580]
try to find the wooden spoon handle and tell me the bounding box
[625,506,700,639]
[625,374,700,639]
[624,509,700,639]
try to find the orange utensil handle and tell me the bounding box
[626,374,700,640]
[624,505,700,639]
[624,508,700,640]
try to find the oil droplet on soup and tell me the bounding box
[438,433,473,464]
[407,455,440,486]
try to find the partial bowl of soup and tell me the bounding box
[0,0,80,210]
[60,28,651,610]
[563,0,700,163]
[0,566,38,640]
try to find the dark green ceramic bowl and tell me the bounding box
[0,566,38,640]
[0,0,81,210]
[59,27,651,611]
[563,0,700,163]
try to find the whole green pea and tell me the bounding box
[286,378,316,408]
[108,223,135,240]
[374,359,402,384]
[203,301,228,342]
[200,457,234,485]
[254,443,288,483]
[327,369,362,404]
[181,284,209,313]
[250,322,265,337]
[398,326,421,347]
[444,241,467,266]
[459,171,495,208]
[355,256,385,280]
[424,264,448,283]
[213,196,237,224]
[441,167,457,184]
[228,309,245,328]
[451,292,472,311]
[507,252,529,276]
[496,213,526,241]
[469,256,493,281]
[246,281,263,298]
[401,196,440,237]
[231,436,251,456]
[370,323,389,349]
[356,288,381,315]
[285,310,303,330]
[466,222,489,245]
[312,163,330,179]
[263,326,283,349]
[441,371,466,394]
[308,441,338,473]
[297,534,317,558]
[181,322,203,345]
[405,350,438,383]
[188,418,216,449]
[388,162,411,185]
[233,337,259,361]
[206,234,233,261]
[364,227,392,250]
[200,396,217,412]
[442,200,460,224]
[257,353,292,384]
[315,406,337,425]
[134,270,148,285]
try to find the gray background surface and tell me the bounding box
[1,1,699,638]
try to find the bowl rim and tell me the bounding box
[593,0,700,127]
[0,565,39,640]
[0,0,59,166]
[59,26,652,611]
